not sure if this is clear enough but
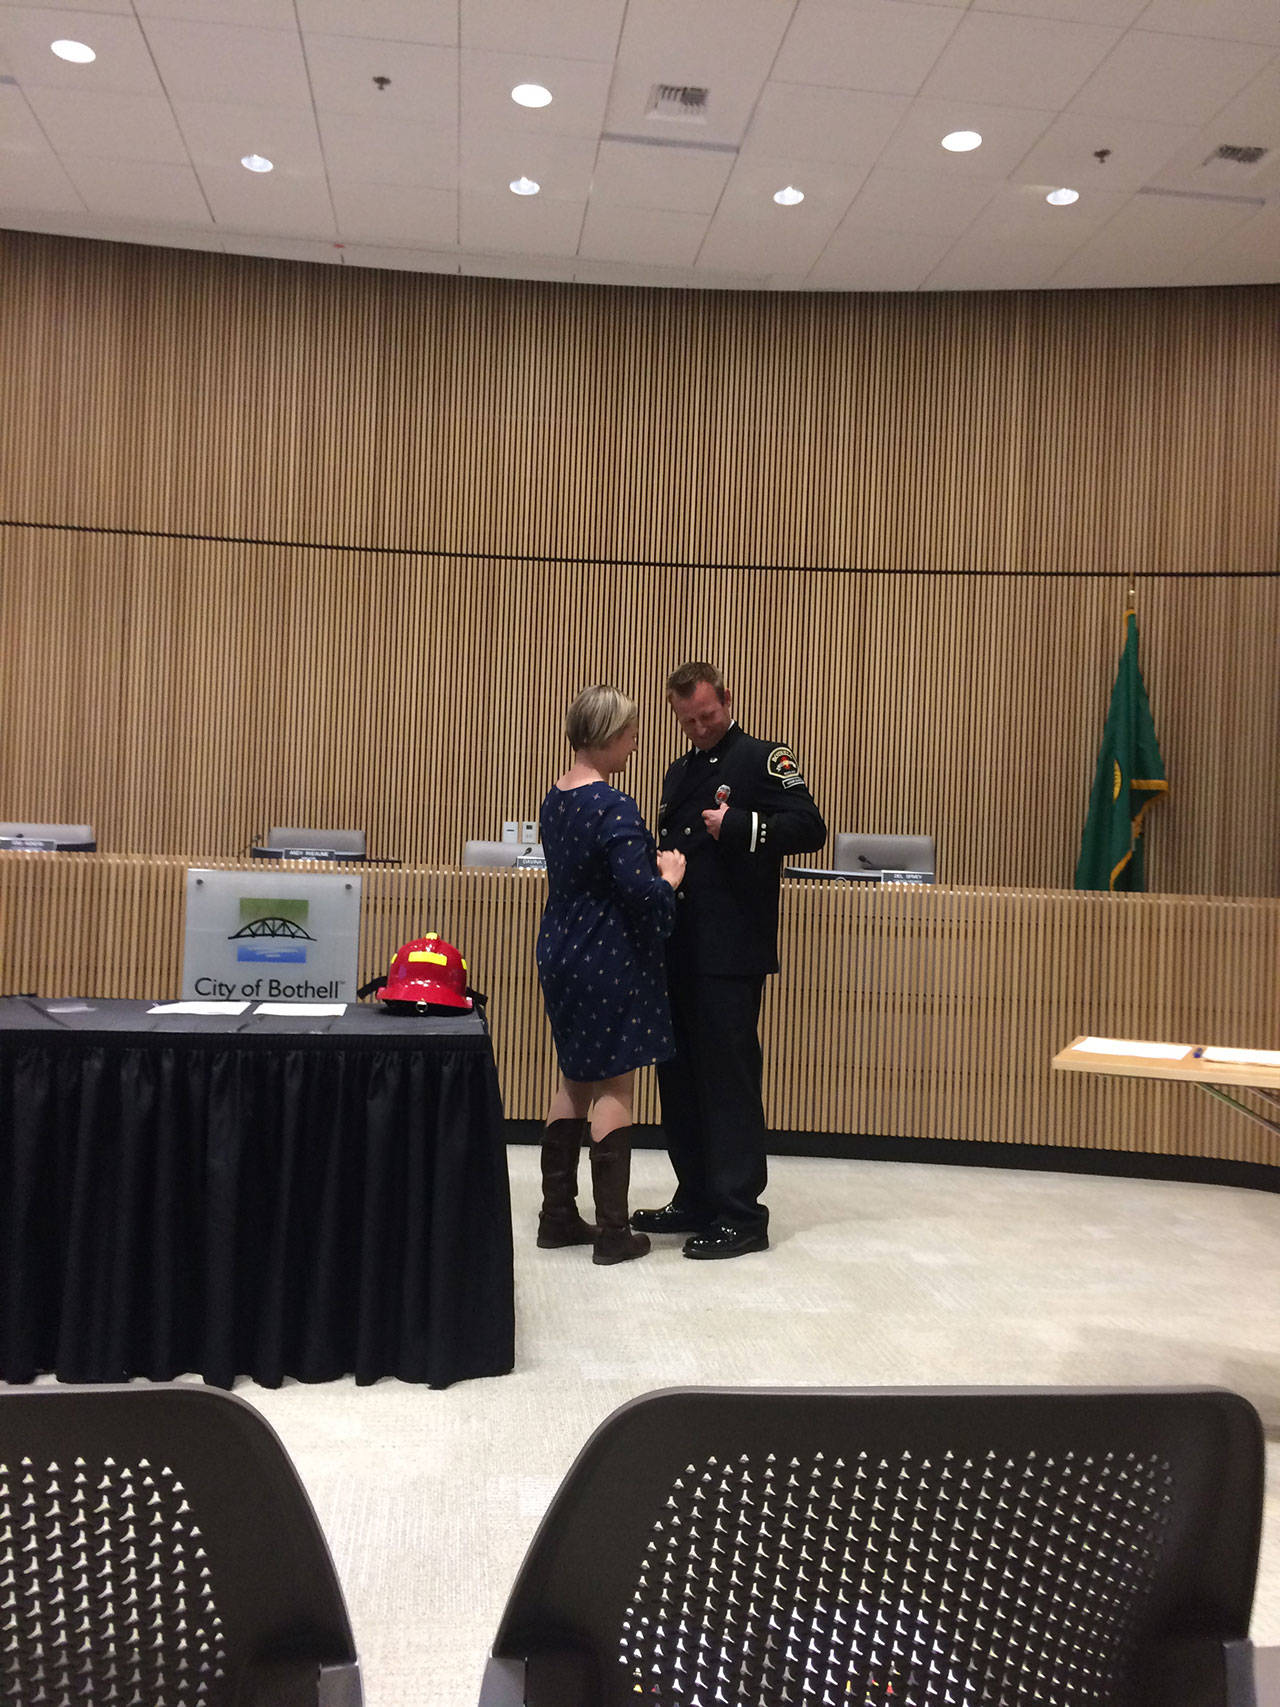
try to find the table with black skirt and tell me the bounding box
[0,998,514,1388]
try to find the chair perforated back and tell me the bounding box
[0,1384,361,1707]
[488,1387,1262,1707]
[834,832,934,875]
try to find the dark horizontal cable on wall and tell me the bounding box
[1,519,1275,580]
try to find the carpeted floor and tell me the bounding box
[238,1146,1280,1706]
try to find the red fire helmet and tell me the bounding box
[376,934,473,1011]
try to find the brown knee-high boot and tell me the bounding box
[537,1118,596,1248]
[589,1127,650,1265]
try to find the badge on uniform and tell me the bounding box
[767,746,806,788]
[715,784,731,806]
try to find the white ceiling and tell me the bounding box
[2,0,1279,291]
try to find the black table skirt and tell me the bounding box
[0,1000,514,1388]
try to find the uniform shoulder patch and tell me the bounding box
[767,745,805,786]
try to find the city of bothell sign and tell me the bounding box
[182,869,361,1001]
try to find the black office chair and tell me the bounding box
[0,1383,362,1707]
[481,1386,1263,1707]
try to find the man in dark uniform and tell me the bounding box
[632,661,826,1259]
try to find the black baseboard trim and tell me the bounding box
[504,1120,1278,1194]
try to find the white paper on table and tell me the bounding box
[1200,1045,1280,1068]
[45,1003,95,1013]
[1075,1037,1193,1060]
[254,1002,347,1017]
[148,1001,251,1015]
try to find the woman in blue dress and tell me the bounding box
[536,685,685,1264]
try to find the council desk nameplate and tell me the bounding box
[183,868,361,1002]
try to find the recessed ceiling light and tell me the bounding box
[511,83,552,109]
[241,154,273,173]
[1046,186,1079,205]
[51,39,95,64]
[773,185,804,206]
[941,130,982,153]
[510,176,540,196]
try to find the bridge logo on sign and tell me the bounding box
[230,897,315,964]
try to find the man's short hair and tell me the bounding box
[667,661,726,701]
[565,684,637,751]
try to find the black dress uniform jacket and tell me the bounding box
[657,723,826,977]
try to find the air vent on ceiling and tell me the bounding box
[647,84,710,123]
[1196,143,1270,182]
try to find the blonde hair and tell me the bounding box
[565,684,636,751]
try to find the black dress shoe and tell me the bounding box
[630,1203,709,1236]
[682,1222,770,1260]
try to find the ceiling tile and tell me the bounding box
[698,157,855,274]
[579,200,707,266]
[921,12,1121,107]
[172,100,325,174]
[460,187,584,254]
[25,85,189,162]
[136,0,296,25]
[298,0,457,47]
[925,236,1081,289]
[460,0,625,62]
[0,0,131,13]
[717,152,870,226]
[330,178,457,246]
[1134,1,1280,48]
[194,160,336,237]
[1175,204,1280,282]
[0,143,82,207]
[0,8,162,94]
[1068,31,1274,125]
[305,34,457,124]
[807,226,954,289]
[0,79,52,151]
[141,19,312,109]
[1184,56,1280,149]
[589,137,734,214]
[773,0,964,95]
[960,180,1132,245]
[839,163,999,236]
[875,98,1059,181]
[695,207,835,276]
[462,48,611,142]
[1013,111,1195,194]
[973,0,1146,23]
[317,110,457,190]
[459,128,597,200]
[1048,189,1260,285]
[59,152,210,220]
[738,84,909,169]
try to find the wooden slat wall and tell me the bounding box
[3,527,1278,893]
[0,238,1278,887]
[3,853,1278,1169]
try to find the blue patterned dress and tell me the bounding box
[536,783,676,1080]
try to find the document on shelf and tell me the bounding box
[1200,1045,1280,1068]
[254,1002,348,1017]
[1075,1037,1193,1060]
[148,1001,251,1015]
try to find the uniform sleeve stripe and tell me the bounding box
[750,811,759,853]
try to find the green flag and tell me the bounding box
[1074,608,1167,891]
